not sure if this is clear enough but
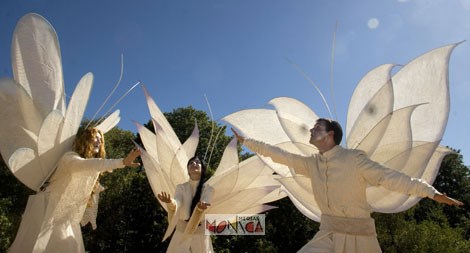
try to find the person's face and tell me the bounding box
[188,158,202,180]
[309,122,328,145]
[92,132,103,154]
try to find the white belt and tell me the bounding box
[320,214,376,236]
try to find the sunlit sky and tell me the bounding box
[1,0,469,165]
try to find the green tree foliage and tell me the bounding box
[433,151,470,237]
[376,211,470,253]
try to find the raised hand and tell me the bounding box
[158,192,172,203]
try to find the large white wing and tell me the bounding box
[186,139,285,237]
[268,97,319,156]
[223,98,321,219]
[137,87,285,239]
[347,43,458,212]
[223,97,323,217]
[222,43,458,220]
[136,86,194,203]
[223,108,292,145]
[12,13,65,118]
[0,13,94,191]
[0,78,42,189]
[205,139,285,215]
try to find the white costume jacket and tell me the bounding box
[244,139,438,253]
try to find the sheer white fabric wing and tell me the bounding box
[223,43,458,220]
[136,86,194,206]
[136,86,285,236]
[0,13,120,192]
[205,138,285,215]
[0,14,89,191]
[11,13,65,117]
[348,44,457,213]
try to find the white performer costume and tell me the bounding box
[164,181,214,253]
[223,43,460,252]
[135,86,286,252]
[243,139,438,252]
[0,13,128,253]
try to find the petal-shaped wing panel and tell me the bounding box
[11,13,65,116]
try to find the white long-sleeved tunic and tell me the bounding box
[244,139,438,253]
[165,180,214,253]
[9,151,125,253]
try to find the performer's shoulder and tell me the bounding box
[59,151,81,161]
[342,146,368,156]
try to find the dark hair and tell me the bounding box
[188,155,207,216]
[316,118,343,145]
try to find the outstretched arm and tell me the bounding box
[62,149,140,172]
[358,152,464,208]
[231,128,310,176]
[433,193,464,207]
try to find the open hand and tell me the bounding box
[197,201,211,210]
[157,192,171,203]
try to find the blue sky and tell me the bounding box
[1,0,469,165]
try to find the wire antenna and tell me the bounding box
[203,94,215,162]
[206,125,224,167]
[329,21,339,120]
[285,57,334,119]
[94,81,141,126]
[86,54,124,129]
